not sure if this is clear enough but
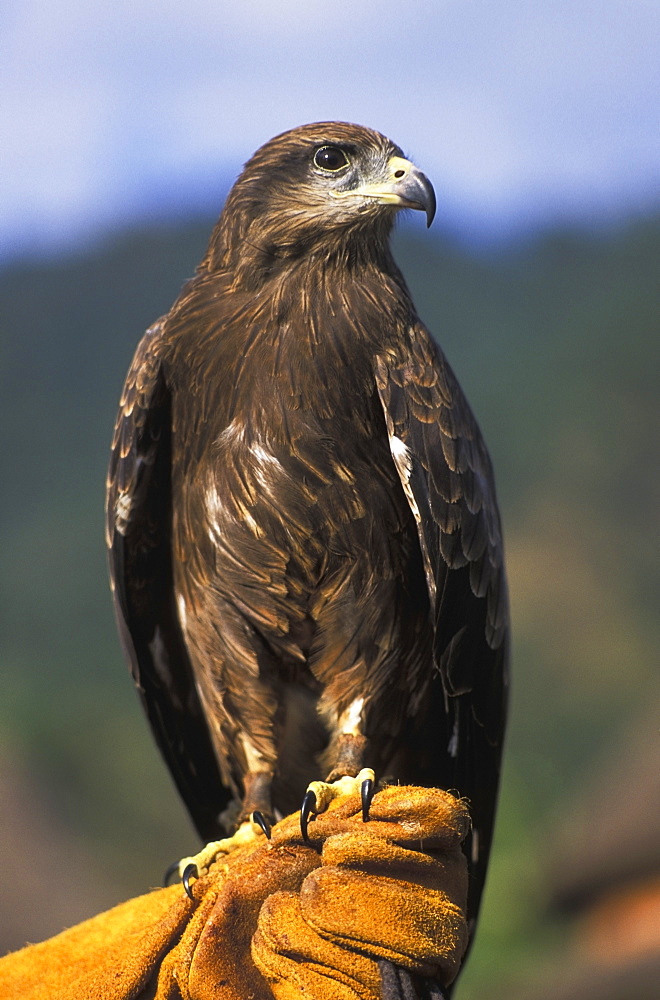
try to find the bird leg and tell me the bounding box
[325,732,368,782]
[300,732,376,841]
[176,770,274,899]
[241,770,274,829]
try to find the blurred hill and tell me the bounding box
[0,215,658,996]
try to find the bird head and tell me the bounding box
[205,122,435,277]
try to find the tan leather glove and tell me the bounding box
[0,785,469,1000]
[252,785,469,1000]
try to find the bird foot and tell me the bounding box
[300,767,376,841]
[175,813,270,899]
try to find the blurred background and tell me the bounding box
[1,2,658,997]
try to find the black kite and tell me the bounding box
[106,122,508,952]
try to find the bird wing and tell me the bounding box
[374,321,509,926]
[106,318,229,840]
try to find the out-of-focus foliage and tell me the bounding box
[0,216,657,996]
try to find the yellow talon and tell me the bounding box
[306,767,376,813]
[301,767,376,840]
[177,815,268,881]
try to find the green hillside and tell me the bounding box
[1,215,658,994]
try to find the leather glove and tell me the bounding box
[252,784,469,1000]
[0,784,469,1000]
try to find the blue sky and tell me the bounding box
[2,0,659,258]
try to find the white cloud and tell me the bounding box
[1,0,659,256]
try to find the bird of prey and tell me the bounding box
[106,122,508,949]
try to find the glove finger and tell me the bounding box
[187,843,319,1000]
[300,866,468,984]
[353,786,470,848]
[322,831,468,902]
[252,890,380,1000]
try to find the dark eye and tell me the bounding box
[313,145,349,172]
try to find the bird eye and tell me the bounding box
[313,145,349,172]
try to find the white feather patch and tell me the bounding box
[390,435,412,477]
[241,735,268,771]
[217,417,245,446]
[388,435,420,524]
[249,440,283,493]
[205,482,224,519]
[114,493,133,535]
[338,697,365,736]
[176,591,188,631]
[250,442,280,466]
[204,482,227,542]
[387,431,437,602]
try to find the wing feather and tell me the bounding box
[106,319,229,840]
[375,323,509,929]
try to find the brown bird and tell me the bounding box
[106,122,508,957]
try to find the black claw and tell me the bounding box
[163,860,180,887]
[252,810,271,839]
[300,789,317,842]
[181,863,198,900]
[361,777,375,822]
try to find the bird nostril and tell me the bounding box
[394,169,405,179]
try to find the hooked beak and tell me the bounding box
[353,155,436,227]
